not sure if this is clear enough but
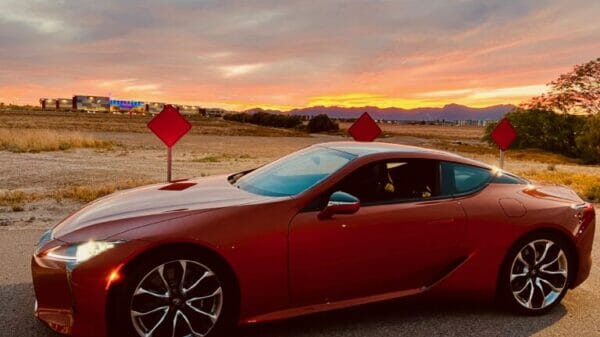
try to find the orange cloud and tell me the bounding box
[0,0,598,110]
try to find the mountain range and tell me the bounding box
[244,103,515,121]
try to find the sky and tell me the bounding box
[0,0,599,111]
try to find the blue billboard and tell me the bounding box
[109,99,145,110]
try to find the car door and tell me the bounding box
[288,159,467,306]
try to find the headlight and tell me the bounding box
[45,240,122,264]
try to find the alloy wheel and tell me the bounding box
[509,239,568,310]
[130,260,223,337]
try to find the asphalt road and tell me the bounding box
[2,220,599,337]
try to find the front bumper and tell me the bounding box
[572,219,595,288]
[31,239,149,336]
[32,254,90,335]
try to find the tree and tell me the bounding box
[523,57,600,114]
[576,114,600,164]
[483,108,585,157]
[483,57,600,163]
[307,114,339,133]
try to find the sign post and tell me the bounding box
[167,147,172,182]
[490,117,517,169]
[147,105,192,182]
[348,112,382,142]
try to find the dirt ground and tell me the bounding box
[1,128,600,337]
[1,126,600,230]
[1,114,600,337]
[1,110,599,229]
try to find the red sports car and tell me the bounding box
[32,142,595,337]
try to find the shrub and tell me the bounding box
[12,205,24,212]
[223,112,251,123]
[223,112,302,129]
[0,128,113,153]
[0,190,38,206]
[586,185,600,202]
[53,179,156,202]
[307,114,339,133]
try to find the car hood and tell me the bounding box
[52,175,273,239]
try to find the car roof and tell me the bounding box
[317,141,492,169]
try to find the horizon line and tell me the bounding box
[1,99,517,113]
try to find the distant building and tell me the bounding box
[109,99,145,113]
[40,98,55,110]
[40,94,225,116]
[200,107,226,117]
[73,95,110,112]
[40,98,73,110]
[174,104,201,115]
[457,119,495,127]
[57,98,72,110]
[146,102,165,115]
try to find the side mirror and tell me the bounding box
[318,191,360,219]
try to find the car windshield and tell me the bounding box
[235,146,357,197]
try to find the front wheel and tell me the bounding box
[499,233,572,314]
[110,250,236,337]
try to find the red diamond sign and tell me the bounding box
[348,112,381,142]
[490,117,517,151]
[147,105,192,148]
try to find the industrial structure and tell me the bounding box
[39,95,226,117]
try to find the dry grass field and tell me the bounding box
[0,110,305,137]
[0,110,598,229]
[339,122,485,140]
[0,128,114,153]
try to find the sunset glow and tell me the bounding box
[0,0,599,111]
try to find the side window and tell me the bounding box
[329,159,440,205]
[441,162,492,195]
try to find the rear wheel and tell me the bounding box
[110,249,236,337]
[499,233,571,314]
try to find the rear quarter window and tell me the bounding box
[441,162,492,195]
[492,173,528,185]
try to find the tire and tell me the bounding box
[108,247,237,337]
[498,232,573,315]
